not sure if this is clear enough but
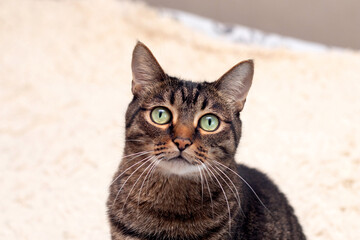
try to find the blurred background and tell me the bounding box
[1,1,359,240]
[144,0,360,49]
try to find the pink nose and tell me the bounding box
[173,138,192,151]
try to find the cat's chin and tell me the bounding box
[156,158,204,177]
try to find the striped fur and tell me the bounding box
[107,42,306,240]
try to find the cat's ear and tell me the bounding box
[131,41,166,96]
[214,60,254,112]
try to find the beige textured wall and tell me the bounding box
[143,0,360,49]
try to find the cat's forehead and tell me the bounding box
[168,79,204,107]
[142,77,231,120]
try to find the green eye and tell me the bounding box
[199,114,219,132]
[151,107,172,125]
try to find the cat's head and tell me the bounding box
[124,42,253,176]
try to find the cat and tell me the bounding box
[107,42,306,240]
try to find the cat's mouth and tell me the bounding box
[157,155,202,176]
[168,156,191,164]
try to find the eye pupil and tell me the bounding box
[151,107,171,125]
[199,114,219,132]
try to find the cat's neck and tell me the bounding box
[117,157,242,213]
[109,157,246,239]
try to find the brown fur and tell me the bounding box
[107,42,306,240]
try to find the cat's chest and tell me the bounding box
[123,174,206,212]
[113,174,231,239]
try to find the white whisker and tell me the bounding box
[205,163,232,232]
[122,150,152,159]
[112,155,153,206]
[201,163,214,218]
[211,164,242,210]
[144,157,162,194]
[122,156,156,211]
[213,160,270,213]
[197,166,205,206]
[137,157,161,205]
[125,139,145,142]
[110,153,153,186]
[87,151,153,181]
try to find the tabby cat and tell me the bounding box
[107,42,306,240]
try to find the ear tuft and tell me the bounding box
[214,60,254,112]
[131,41,165,96]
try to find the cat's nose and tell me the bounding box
[173,137,192,151]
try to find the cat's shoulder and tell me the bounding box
[236,163,282,195]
